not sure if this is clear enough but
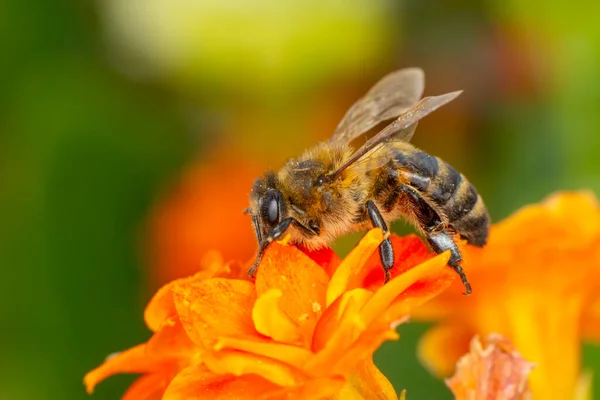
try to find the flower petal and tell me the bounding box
[256,241,329,347]
[308,289,375,376]
[259,377,346,400]
[214,336,313,369]
[203,349,308,387]
[582,294,600,342]
[327,229,384,306]
[344,359,397,400]
[312,288,373,354]
[330,328,399,377]
[252,288,302,344]
[300,246,342,278]
[359,252,451,327]
[172,278,260,348]
[84,344,172,393]
[146,318,198,361]
[163,363,280,400]
[418,323,474,377]
[123,372,171,400]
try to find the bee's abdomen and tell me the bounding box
[392,149,490,247]
[429,158,489,246]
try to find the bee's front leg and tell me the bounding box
[366,200,394,283]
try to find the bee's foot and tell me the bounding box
[247,263,258,279]
[383,269,391,283]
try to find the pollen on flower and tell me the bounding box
[312,302,322,313]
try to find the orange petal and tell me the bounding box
[327,229,384,306]
[378,260,456,328]
[331,328,399,376]
[145,265,218,332]
[253,288,302,344]
[145,280,181,333]
[255,241,329,347]
[123,372,171,400]
[344,359,398,400]
[202,349,308,387]
[308,289,374,375]
[84,344,172,393]
[172,278,260,348]
[299,245,342,278]
[259,377,346,400]
[359,252,451,327]
[582,294,600,342]
[418,323,474,377]
[146,318,198,361]
[163,363,280,400]
[214,336,313,369]
[312,288,373,353]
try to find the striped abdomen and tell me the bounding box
[392,146,490,247]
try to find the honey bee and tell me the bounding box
[245,68,490,294]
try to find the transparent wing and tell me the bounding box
[329,68,425,144]
[328,91,462,180]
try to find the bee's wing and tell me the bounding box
[328,91,462,180]
[329,68,425,144]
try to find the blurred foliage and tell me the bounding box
[1,0,599,399]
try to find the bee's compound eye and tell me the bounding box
[268,197,279,223]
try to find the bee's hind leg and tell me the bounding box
[427,232,471,295]
[395,184,472,295]
[366,200,394,283]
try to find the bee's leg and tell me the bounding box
[396,184,472,295]
[366,200,394,283]
[248,217,293,278]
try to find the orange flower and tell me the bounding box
[85,229,456,399]
[147,149,262,286]
[446,334,535,400]
[413,192,600,399]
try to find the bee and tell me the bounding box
[245,68,490,294]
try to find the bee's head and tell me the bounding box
[246,172,290,251]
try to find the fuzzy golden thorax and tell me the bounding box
[249,142,369,250]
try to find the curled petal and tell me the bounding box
[84,344,172,394]
[256,242,329,347]
[253,288,302,344]
[214,336,313,369]
[308,289,374,375]
[359,252,451,327]
[145,255,228,332]
[163,363,280,400]
[259,377,346,400]
[343,359,397,400]
[203,350,308,387]
[123,372,171,400]
[327,229,384,306]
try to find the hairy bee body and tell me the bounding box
[247,68,489,293]
[253,142,489,251]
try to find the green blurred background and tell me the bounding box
[1,1,599,399]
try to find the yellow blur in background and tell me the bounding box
[1,1,599,399]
